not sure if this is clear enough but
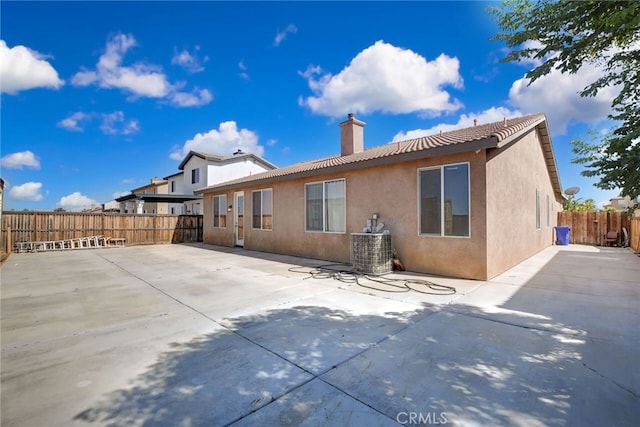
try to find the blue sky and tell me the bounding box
[1,1,621,211]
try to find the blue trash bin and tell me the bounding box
[555,226,571,245]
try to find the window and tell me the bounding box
[213,195,227,228]
[536,189,541,230]
[305,179,346,232]
[192,168,200,184]
[170,180,175,192]
[419,163,469,237]
[252,189,273,230]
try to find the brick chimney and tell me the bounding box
[339,113,365,156]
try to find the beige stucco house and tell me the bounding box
[195,113,565,280]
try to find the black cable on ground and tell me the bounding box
[288,264,456,295]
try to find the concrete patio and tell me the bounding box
[1,243,638,426]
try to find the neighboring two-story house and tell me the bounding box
[170,150,277,215]
[116,150,277,215]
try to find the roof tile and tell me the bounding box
[197,113,547,192]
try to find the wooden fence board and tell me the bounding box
[3,210,635,253]
[557,211,632,247]
[1,212,203,250]
[630,218,640,253]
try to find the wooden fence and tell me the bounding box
[629,218,640,253]
[3,210,638,255]
[557,211,639,251]
[1,211,203,252]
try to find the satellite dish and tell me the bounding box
[565,187,580,197]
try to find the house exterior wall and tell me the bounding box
[203,150,490,280]
[143,202,168,215]
[485,128,562,278]
[206,158,272,186]
[133,181,169,215]
[183,157,209,196]
[167,174,185,214]
[168,175,185,194]
[183,156,273,215]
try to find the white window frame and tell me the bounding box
[418,162,470,238]
[192,168,200,184]
[304,179,346,233]
[252,188,273,230]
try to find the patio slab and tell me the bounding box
[1,243,638,426]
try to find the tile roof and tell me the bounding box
[196,113,560,195]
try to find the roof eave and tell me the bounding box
[163,171,184,180]
[537,122,565,201]
[115,193,203,203]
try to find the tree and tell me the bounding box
[490,0,640,200]
[562,197,596,212]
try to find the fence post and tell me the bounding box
[32,212,37,242]
[6,226,11,254]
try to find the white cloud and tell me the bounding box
[57,192,98,211]
[58,111,139,135]
[71,33,212,107]
[504,42,623,134]
[57,112,92,132]
[0,40,64,94]
[1,150,41,169]
[169,87,213,107]
[171,46,207,73]
[511,40,547,68]
[9,182,44,201]
[72,33,170,97]
[274,24,298,47]
[239,61,249,80]
[170,121,264,160]
[100,111,140,135]
[392,107,522,142]
[299,40,464,117]
[508,62,618,134]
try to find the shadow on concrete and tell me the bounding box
[425,247,639,425]
[495,248,640,424]
[72,247,639,426]
[73,305,429,426]
[321,307,590,426]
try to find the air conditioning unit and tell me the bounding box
[351,233,393,275]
